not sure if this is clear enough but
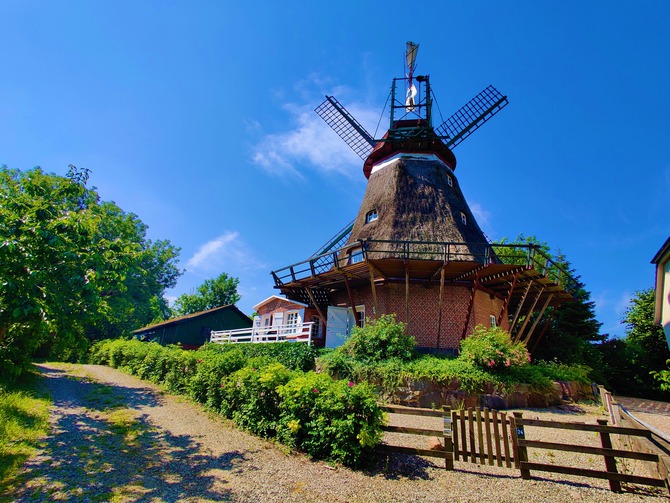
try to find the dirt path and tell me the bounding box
[5,363,668,502]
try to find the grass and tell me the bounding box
[0,372,51,495]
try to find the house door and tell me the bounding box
[325,306,356,348]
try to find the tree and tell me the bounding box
[0,165,182,375]
[494,236,605,370]
[173,272,240,315]
[622,289,670,395]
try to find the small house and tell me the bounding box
[133,304,252,349]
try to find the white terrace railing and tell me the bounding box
[210,322,314,346]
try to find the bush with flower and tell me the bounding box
[459,325,530,371]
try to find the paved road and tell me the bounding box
[615,396,670,417]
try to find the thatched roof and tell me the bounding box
[346,155,490,261]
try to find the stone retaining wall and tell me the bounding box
[387,377,594,409]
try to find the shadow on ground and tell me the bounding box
[9,365,246,502]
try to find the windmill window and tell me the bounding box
[447,175,453,188]
[365,209,378,223]
[348,247,364,264]
[461,212,467,225]
[490,315,497,328]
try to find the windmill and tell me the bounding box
[271,43,578,352]
[314,42,508,178]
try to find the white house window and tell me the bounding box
[365,209,378,223]
[460,212,467,225]
[349,247,364,264]
[490,315,497,328]
[447,175,453,188]
[285,311,299,327]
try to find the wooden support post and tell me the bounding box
[498,272,519,327]
[443,406,454,470]
[522,293,553,345]
[305,287,327,327]
[405,260,410,330]
[461,274,479,340]
[510,280,533,334]
[343,275,360,327]
[597,419,622,492]
[512,412,530,479]
[366,263,379,317]
[515,285,545,343]
[436,266,445,349]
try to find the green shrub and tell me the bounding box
[277,373,385,467]
[88,339,383,467]
[460,325,530,370]
[340,314,416,363]
[219,362,293,437]
[198,341,318,371]
[186,349,247,409]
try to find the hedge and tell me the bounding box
[89,339,385,467]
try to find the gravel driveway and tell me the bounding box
[5,363,668,502]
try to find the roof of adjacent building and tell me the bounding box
[652,236,670,264]
[132,304,251,334]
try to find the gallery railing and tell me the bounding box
[271,240,581,298]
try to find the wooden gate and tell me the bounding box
[451,407,515,468]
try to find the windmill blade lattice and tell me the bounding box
[315,96,376,160]
[436,86,508,149]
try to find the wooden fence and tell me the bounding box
[512,412,666,492]
[378,404,453,470]
[377,402,669,494]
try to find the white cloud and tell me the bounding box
[251,76,380,179]
[469,201,492,236]
[185,231,265,274]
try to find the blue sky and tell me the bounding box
[1,1,668,337]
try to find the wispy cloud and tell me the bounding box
[470,201,492,236]
[251,76,379,179]
[185,231,265,274]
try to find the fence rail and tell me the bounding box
[210,322,314,346]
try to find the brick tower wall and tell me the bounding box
[330,282,509,351]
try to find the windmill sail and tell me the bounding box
[315,96,376,160]
[436,85,508,149]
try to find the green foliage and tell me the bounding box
[459,325,530,370]
[277,373,385,467]
[0,165,181,377]
[219,363,293,437]
[198,341,318,372]
[173,272,240,316]
[0,374,51,493]
[651,362,670,393]
[339,314,415,363]
[89,339,383,467]
[592,290,670,398]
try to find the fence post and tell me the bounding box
[597,419,622,492]
[512,412,531,479]
[443,406,454,470]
